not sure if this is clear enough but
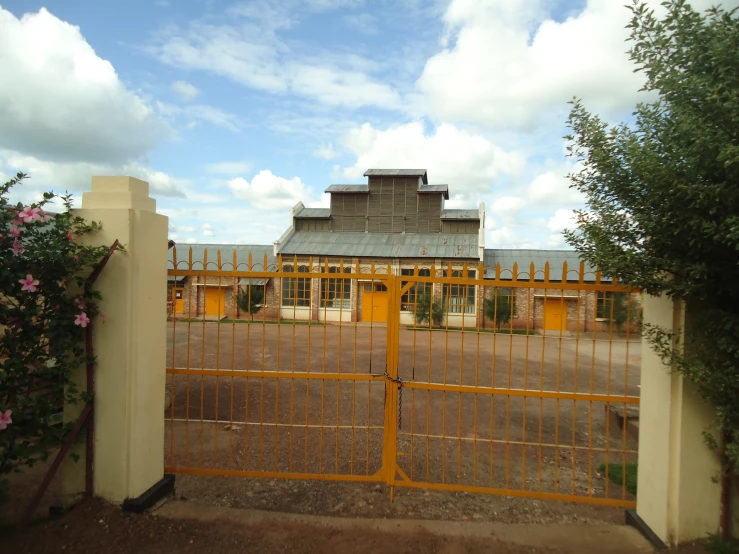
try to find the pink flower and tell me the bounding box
[53,304,60,311]
[10,225,21,238]
[74,313,90,328]
[12,240,22,255]
[39,210,48,223]
[73,255,79,262]
[19,274,39,292]
[99,311,106,323]
[66,231,74,241]
[0,410,12,431]
[19,206,42,223]
[75,298,87,310]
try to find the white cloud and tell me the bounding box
[0,8,168,164]
[185,237,199,244]
[528,169,585,205]
[171,80,200,101]
[417,0,650,129]
[547,208,577,233]
[0,150,187,202]
[490,196,526,224]
[205,161,251,175]
[157,102,241,131]
[342,13,378,35]
[314,143,339,160]
[227,170,313,211]
[339,121,525,199]
[148,19,401,110]
[202,223,215,237]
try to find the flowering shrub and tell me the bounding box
[0,173,117,506]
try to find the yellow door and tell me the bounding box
[205,287,226,316]
[173,287,184,313]
[361,285,388,323]
[544,298,566,331]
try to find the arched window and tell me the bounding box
[321,266,352,309]
[282,265,311,307]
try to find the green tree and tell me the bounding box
[483,289,516,327]
[237,284,264,320]
[414,291,444,327]
[564,0,739,470]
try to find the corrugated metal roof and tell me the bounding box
[295,207,331,219]
[279,231,478,259]
[363,169,428,184]
[418,184,449,199]
[441,209,479,220]
[325,184,369,193]
[169,243,276,271]
[483,249,610,282]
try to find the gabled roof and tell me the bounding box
[364,169,428,184]
[441,209,479,220]
[279,231,478,259]
[294,207,331,219]
[483,249,609,282]
[418,184,449,199]
[325,184,369,193]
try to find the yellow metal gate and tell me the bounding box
[166,250,640,508]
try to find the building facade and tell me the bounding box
[167,169,641,333]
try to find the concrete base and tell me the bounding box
[122,474,175,514]
[626,509,667,551]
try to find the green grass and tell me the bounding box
[598,463,637,495]
[406,326,534,335]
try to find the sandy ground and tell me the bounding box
[165,322,640,505]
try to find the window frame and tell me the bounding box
[400,268,432,312]
[320,266,352,309]
[596,291,612,319]
[281,264,311,307]
[442,268,477,314]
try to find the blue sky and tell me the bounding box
[1,0,732,247]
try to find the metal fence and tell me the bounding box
[166,249,641,508]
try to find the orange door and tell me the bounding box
[544,298,566,331]
[205,287,226,316]
[361,285,388,323]
[173,287,184,313]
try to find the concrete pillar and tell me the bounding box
[636,294,721,546]
[63,176,168,504]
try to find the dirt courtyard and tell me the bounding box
[165,321,641,506]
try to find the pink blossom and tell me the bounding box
[73,255,79,262]
[99,311,106,323]
[12,214,23,226]
[39,210,48,223]
[66,231,74,241]
[19,206,42,223]
[10,225,21,238]
[19,274,39,292]
[74,313,90,328]
[75,298,87,310]
[53,304,60,311]
[0,410,12,431]
[11,240,22,255]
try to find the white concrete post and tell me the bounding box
[636,294,722,545]
[63,176,168,504]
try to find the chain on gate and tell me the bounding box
[370,362,405,430]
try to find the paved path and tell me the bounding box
[157,499,654,554]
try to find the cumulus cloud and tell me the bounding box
[227,169,314,211]
[314,143,339,160]
[171,80,200,101]
[547,208,577,233]
[202,223,215,237]
[416,0,655,128]
[339,121,525,198]
[0,150,187,202]
[0,8,168,164]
